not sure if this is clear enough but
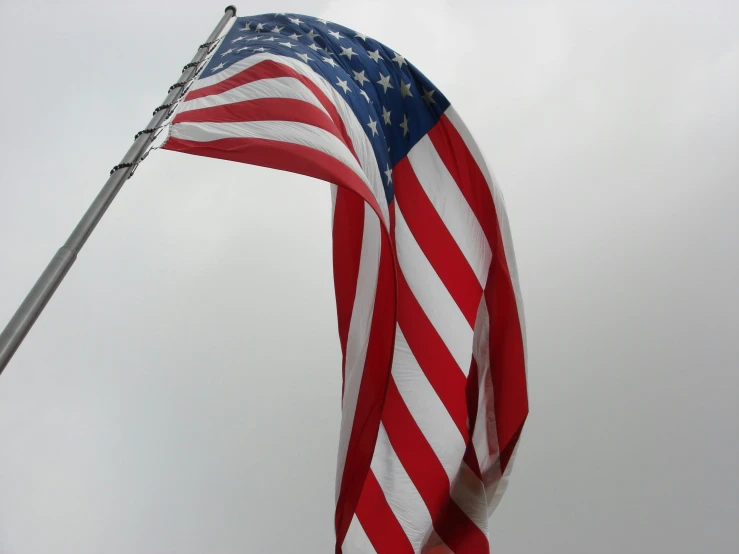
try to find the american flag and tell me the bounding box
[163,12,528,553]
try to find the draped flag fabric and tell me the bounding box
[163,12,528,553]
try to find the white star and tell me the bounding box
[279,41,295,48]
[376,72,393,93]
[262,36,277,42]
[272,25,284,33]
[355,32,368,41]
[307,29,319,40]
[384,163,393,185]
[210,62,225,72]
[382,106,391,125]
[288,32,301,40]
[336,77,351,94]
[367,49,382,63]
[367,116,378,137]
[400,80,413,98]
[254,47,266,52]
[322,56,338,67]
[242,22,251,31]
[255,23,265,31]
[236,46,250,52]
[360,90,371,103]
[296,52,312,63]
[392,52,407,67]
[400,114,409,136]
[288,17,303,25]
[340,46,357,60]
[246,36,260,42]
[309,43,322,51]
[231,36,244,43]
[353,70,369,86]
[328,30,344,40]
[316,18,329,24]
[422,88,436,106]
[221,48,234,57]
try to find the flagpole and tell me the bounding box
[0,6,237,376]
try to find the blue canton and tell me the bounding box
[201,13,451,205]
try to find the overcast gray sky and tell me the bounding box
[1,0,737,552]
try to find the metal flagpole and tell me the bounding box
[0,6,238,376]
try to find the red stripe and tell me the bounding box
[429,115,528,471]
[396,269,469,442]
[185,59,356,159]
[332,187,364,391]
[354,471,415,554]
[334,232,396,551]
[163,136,382,220]
[382,378,489,553]
[393,157,483,327]
[173,98,346,143]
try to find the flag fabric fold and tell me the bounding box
[163,13,528,553]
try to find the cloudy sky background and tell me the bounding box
[1,0,737,552]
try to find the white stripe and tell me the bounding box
[392,326,465,483]
[445,106,527,371]
[394,204,474,375]
[169,120,368,193]
[187,53,389,227]
[370,424,432,553]
[407,135,492,288]
[334,205,382,502]
[331,183,338,227]
[178,76,331,118]
[342,514,377,554]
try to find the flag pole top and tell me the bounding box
[225,5,237,15]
